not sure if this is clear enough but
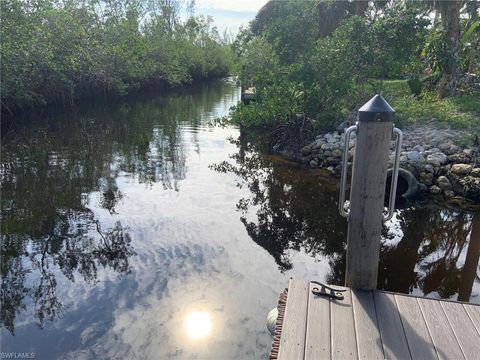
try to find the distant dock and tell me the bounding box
[241,85,255,103]
[271,279,480,360]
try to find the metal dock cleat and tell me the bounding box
[310,281,346,300]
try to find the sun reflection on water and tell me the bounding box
[185,311,212,340]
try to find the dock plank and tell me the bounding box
[351,289,384,359]
[441,301,480,359]
[273,280,480,360]
[331,288,358,360]
[278,279,310,360]
[464,303,480,336]
[373,292,411,360]
[305,283,331,360]
[418,298,464,360]
[394,295,438,359]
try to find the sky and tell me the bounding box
[192,0,270,36]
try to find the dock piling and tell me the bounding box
[339,95,402,290]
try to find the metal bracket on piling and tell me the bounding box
[384,127,403,221]
[339,124,357,219]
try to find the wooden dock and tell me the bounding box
[241,86,255,102]
[272,279,480,360]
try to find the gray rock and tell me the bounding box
[425,147,441,155]
[326,157,340,166]
[449,174,466,195]
[331,143,341,151]
[444,190,455,198]
[332,149,343,158]
[412,145,425,152]
[463,148,474,157]
[438,141,453,153]
[471,168,480,177]
[430,185,442,194]
[438,166,449,176]
[462,176,480,201]
[424,164,435,173]
[336,121,348,132]
[309,159,318,168]
[301,145,313,155]
[312,139,325,150]
[325,133,338,143]
[437,176,452,191]
[445,145,460,156]
[448,153,470,163]
[426,152,447,166]
[408,161,425,173]
[406,150,425,162]
[420,172,434,186]
[451,163,472,175]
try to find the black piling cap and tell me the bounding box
[358,94,395,122]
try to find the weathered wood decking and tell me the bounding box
[275,279,480,360]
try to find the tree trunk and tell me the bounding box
[437,1,462,98]
[467,0,479,73]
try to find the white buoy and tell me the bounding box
[266,307,278,336]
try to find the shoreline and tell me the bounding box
[267,119,480,210]
[1,75,230,119]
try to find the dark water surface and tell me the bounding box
[1,79,479,359]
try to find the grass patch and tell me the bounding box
[345,80,480,132]
[356,79,480,130]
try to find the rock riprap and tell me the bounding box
[298,120,480,202]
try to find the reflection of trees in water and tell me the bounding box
[1,79,236,201]
[211,134,347,273]
[214,131,479,302]
[1,215,134,335]
[459,216,480,301]
[0,80,237,334]
[379,209,479,302]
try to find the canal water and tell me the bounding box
[1,78,478,359]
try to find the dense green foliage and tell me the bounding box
[381,81,480,129]
[350,79,480,129]
[1,0,232,111]
[229,0,480,131]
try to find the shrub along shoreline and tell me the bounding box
[223,0,479,206]
[225,1,479,130]
[1,0,233,115]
